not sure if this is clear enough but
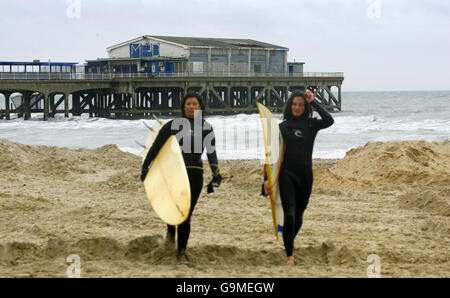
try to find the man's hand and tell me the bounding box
[305,90,315,103]
[264,181,273,195]
[212,173,222,188]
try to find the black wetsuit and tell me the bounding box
[142,116,219,253]
[277,101,334,257]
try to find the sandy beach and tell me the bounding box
[0,139,448,278]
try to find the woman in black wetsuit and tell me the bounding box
[263,89,334,266]
[140,93,222,264]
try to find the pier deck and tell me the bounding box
[0,73,343,120]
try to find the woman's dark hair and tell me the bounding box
[283,89,313,120]
[181,93,206,116]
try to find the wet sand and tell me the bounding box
[0,139,449,277]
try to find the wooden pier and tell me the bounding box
[0,73,343,120]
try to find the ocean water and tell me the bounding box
[0,91,449,160]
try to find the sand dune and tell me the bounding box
[0,139,448,277]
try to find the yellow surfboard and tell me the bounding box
[257,103,285,240]
[142,121,191,226]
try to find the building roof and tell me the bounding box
[149,36,288,49]
[107,35,288,51]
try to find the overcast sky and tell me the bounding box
[1,0,449,91]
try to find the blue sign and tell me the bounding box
[130,43,157,58]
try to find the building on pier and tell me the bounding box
[86,35,291,76]
[0,61,78,79]
[288,62,305,75]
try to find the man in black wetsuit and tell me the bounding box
[141,93,222,264]
[263,89,334,265]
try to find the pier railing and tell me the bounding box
[0,72,344,80]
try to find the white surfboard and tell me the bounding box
[257,103,285,240]
[142,121,191,226]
